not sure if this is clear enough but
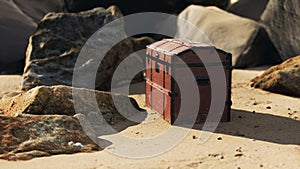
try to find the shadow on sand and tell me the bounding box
[191,109,300,145]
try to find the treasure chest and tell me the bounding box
[145,39,232,124]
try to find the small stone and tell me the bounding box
[234,153,243,157]
[238,116,243,119]
[253,101,258,105]
[266,106,271,109]
[217,137,222,140]
[254,125,260,128]
[288,108,291,110]
[192,135,198,139]
[252,111,256,113]
[236,147,242,152]
[136,132,140,134]
[260,164,264,167]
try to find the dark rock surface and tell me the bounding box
[227,0,269,21]
[0,114,99,161]
[22,6,153,91]
[251,55,300,97]
[260,0,300,60]
[177,5,282,68]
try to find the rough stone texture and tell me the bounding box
[177,5,282,68]
[0,114,99,161]
[260,0,300,60]
[0,85,143,125]
[251,56,300,97]
[22,6,153,91]
[227,0,269,21]
[0,0,65,74]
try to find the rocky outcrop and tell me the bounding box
[22,6,153,91]
[177,5,282,68]
[0,114,99,161]
[0,85,143,125]
[227,0,269,21]
[251,55,300,97]
[260,0,300,60]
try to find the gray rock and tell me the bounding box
[227,0,269,21]
[177,5,282,68]
[22,6,153,91]
[260,0,300,60]
[251,55,300,97]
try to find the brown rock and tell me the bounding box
[251,55,300,97]
[0,114,99,161]
[0,85,143,125]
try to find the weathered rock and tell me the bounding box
[0,114,99,161]
[227,0,269,21]
[177,5,282,68]
[260,0,300,60]
[22,6,153,91]
[251,55,300,97]
[0,85,143,125]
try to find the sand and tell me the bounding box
[0,69,299,169]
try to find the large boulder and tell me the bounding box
[0,85,143,125]
[22,6,153,91]
[177,5,282,68]
[260,0,300,60]
[227,0,269,21]
[0,114,99,161]
[0,0,66,74]
[251,55,300,97]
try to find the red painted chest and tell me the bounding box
[145,39,232,124]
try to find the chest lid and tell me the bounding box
[146,39,215,56]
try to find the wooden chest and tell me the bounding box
[145,39,232,124]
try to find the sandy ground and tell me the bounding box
[0,69,299,169]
